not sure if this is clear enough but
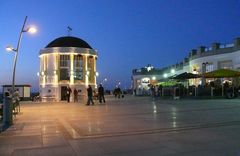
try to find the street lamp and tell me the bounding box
[171,69,175,74]
[6,16,37,94]
[152,76,156,80]
[100,78,107,85]
[163,73,168,78]
[95,71,99,77]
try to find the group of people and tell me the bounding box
[86,84,106,105]
[66,84,106,105]
[66,86,78,103]
[113,86,124,99]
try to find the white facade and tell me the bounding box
[39,37,98,102]
[132,38,240,94]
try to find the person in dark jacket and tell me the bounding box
[74,88,78,102]
[66,86,72,103]
[117,87,122,99]
[87,85,94,105]
[98,84,105,103]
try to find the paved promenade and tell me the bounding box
[1,96,240,156]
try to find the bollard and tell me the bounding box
[211,87,214,97]
[3,94,13,129]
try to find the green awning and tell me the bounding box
[203,69,240,78]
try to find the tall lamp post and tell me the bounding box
[101,78,107,85]
[6,16,37,94]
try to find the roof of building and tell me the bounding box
[45,36,92,49]
[2,84,31,87]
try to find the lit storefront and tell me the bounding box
[132,37,240,95]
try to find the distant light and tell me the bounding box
[147,66,151,71]
[163,73,168,78]
[27,27,37,33]
[146,65,154,72]
[41,71,44,76]
[86,71,90,76]
[96,72,99,77]
[6,45,15,52]
[53,70,57,75]
[152,76,156,80]
[193,70,197,74]
[171,69,175,74]
[104,78,107,81]
[37,72,40,76]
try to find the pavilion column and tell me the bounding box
[93,56,97,86]
[54,54,58,85]
[70,53,74,85]
[84,55,88,87]
[42,55,46,86]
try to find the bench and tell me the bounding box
[41,95,56,102]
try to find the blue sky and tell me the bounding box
[1,0,240,91]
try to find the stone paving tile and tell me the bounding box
[106,147,177,156]
[69,139,105,156]
[42,135,68,147]
[12,146,76,156]
[0,147,14,156]
[161,148,240,156]
[96,138,158,154]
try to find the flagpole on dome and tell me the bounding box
[67,26,72,36]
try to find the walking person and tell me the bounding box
[13,89,20,113]
[113,87,118,98]
[74,88,78,102]
[86,85,94,105]
[66,86,72,103]
[98,84,105,103]
[117,87,122,99]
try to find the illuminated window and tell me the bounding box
[74,55,83,80]
[206,63,214,72]
[60,55,70,80]
[60,69,69,80]
[60,55,70,67]
[218,60,233,69]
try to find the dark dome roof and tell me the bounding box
[46,36,92,49]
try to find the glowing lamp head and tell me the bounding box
[147,66,151,71]
[163,73,168,78]
[6,45,16,52]
[152,76,156,80]
[171,69,175,74]
[86,71,90,76]
[96,72,99,77]
[27,27,37,34]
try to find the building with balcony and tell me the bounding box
[132,37,240,95]
[39,36,98,102]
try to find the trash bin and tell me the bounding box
[3,93,13,128]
